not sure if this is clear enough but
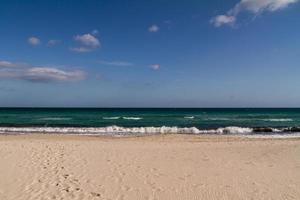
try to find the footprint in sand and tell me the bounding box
[91,192,101,197]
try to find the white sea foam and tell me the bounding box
[0,126,198,135]
[262,119,293,122]
[0,126,298,136]
[102,117,120,120]
[0,126,253,135]
[122,117,142,120]
[184,116,195,119]
[216,126,253,134]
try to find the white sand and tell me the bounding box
[0,134,299,200]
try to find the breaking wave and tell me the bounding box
[262,118,293,122]
[122,117,142,120]
[184,116,195,119]
[102,117,121,120]
[0,126,299,136]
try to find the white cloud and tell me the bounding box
[148,24,159,32]
[0,61,17,68]
[150,64,160,70]
[74,33,100,48]
[210,15,236,27]
[47,39,61,46]
[24,67,85,82]
[0,60,86,82]
[98,60,134,67]
[71,32,100,53]
[211,0,299,27]
[28,37,41,46]
[230,0,298,14]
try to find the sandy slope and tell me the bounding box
[0,134,299,200]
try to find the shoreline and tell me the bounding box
[1,134,300,199]
[1,125,300,136]
[1,132,300,140]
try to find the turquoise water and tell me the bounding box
[0,108,300,135]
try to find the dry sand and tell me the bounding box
[0,134,299,200]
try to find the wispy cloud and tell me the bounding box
[211,0,299,27]
[0,60,86,83]
[98,60,161,70]
[71,32,100,53]
[148,24,159,32]
[150,64,160,70]
[210,15,236,27]
[70,47,94,53]
[47,39,61,46]
[0,60,17,68]
[98,60,134,67]
[21,67,85,82]
[28,37,41,46]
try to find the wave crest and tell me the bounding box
[0,126,253,135]
[102,117,120,120]
[122,117,142,120]
[0,126,299,136]
[184,116,195,119]
[262,119,293,122]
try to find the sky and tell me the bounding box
[0,0,300,107]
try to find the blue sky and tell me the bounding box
[0,0,300,107]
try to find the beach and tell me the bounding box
[0,134,299,200]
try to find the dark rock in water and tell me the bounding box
[253,128,274,133]
[289,127,300,132]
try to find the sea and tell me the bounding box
[0,108,300,137]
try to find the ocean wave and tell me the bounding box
[216,127,253,134]
[205,118,230,121]
[0,126,299,136]
[0,126,198,135]
[122,117,142,120]
[102,117,120,120]
[38,117,72,121]
[184,116,195,119]
[262,119,293,122]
